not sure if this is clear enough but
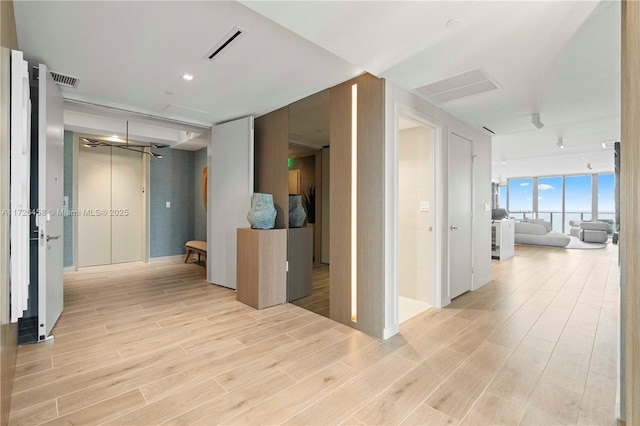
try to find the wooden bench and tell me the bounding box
[184,240,207,265]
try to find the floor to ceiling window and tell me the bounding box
[564,175,592,231]
[597,173,615,231]
[508,178,533,220]
[538,176,563,232]
[501,173,614,234]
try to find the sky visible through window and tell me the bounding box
[503,174,615,231]
[565,175,592,212]
[506,174,614,213]
[538,176,562,212]
[598,174,615,213]
[507,178,532,212]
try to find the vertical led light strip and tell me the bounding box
[351,83,358,323]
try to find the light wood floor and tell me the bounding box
[291,264,329,318]
[9,244,619,425]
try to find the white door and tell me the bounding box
[208,116,254,289]
[37,63,65,340]
[448,132,473,300]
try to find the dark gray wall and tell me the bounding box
[150,148,195,257]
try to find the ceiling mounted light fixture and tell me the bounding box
[182,73,194,81]
[532,113,544,129]
[79,121,167,158]
[557,137,565,149]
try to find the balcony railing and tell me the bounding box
[508,211,615,234]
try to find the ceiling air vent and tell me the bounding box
[204,27,246,61]
[50,70,80,88]
[416,69,499,103]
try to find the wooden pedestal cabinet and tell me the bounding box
[236,228,287,309]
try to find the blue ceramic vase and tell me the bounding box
[247,193,277,229]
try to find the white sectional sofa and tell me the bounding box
[514,219,571,248]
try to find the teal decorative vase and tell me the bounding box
[289,195,306,228]
[247,193,277,229]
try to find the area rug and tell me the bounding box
[565,236,607,249]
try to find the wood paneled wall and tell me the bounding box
[330,73,385,338]
[621,2,640,423]
[254,107,289,229]
[1,1,18,424]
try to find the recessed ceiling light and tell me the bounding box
[446,18,462,28]
[182,74,194,81]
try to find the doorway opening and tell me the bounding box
[397,115,437,323]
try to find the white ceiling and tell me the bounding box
[14,1,620,170]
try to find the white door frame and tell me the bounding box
[389,102,444,332]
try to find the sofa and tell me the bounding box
[569,220,610,243]
[514,219,571,247]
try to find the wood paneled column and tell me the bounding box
[329,73,385,338]
[621,1,640,422]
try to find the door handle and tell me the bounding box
[46,235,60,241]
[450,226,459,230]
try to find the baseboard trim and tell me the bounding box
[149,255,184,263]
[63,266,76,273]
[383,324,399,340]
[474,274,493,290]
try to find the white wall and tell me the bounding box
[383,80,492,339]
[208,116,254,289]
[399,126,433,304]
